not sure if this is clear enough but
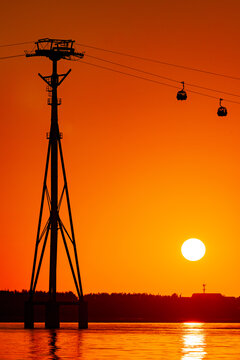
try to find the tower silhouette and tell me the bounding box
[24,39,87,329]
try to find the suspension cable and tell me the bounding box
[0,54,25,60]
[80,60,240,104]
[0,41,34,48]
[77,43,240,81]
[85,54,240,99]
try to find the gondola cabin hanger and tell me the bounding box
[177,81,187,101]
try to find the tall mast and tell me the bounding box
[24,38,87,329]
[49,58,59,302]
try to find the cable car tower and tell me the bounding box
[24,38,87,329]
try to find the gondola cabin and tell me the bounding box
[217,106,227,116]
[217,99,227,117]
[177,89,187,100]
[177,81,187,101]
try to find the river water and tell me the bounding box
[0,322,240,359]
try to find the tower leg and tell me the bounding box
[24,301,34,329]
[45,302,60,329]
[78,301,88,329]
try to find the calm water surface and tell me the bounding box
[0,322,240,359]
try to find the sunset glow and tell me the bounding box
[1,0,240,298]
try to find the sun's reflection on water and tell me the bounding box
[181,323,206,359]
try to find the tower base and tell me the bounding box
[24,301,34,329]
[79,301,88,329]
[45,302,60,329]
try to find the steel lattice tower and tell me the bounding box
[24,38,88,329]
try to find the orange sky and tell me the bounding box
[1,0,240,297]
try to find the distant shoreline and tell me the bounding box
[1,291,240,323]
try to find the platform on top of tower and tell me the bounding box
[25,38,84,61]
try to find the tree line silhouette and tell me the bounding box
[1,291,240,322]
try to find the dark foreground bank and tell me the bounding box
[1,290,240,322]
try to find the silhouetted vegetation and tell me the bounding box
[1,291,240,322]
[0,290,78,322]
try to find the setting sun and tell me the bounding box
[181,238,206,261]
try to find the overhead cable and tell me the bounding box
[86,54,240,99]
[0,41,34,48]
[77,43,240,81]
[0,54,25,60]
[80,60,240,105]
